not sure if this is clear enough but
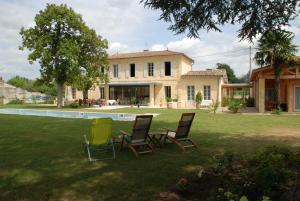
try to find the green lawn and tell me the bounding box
[0,106,300,201]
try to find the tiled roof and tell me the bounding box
[108,50,193,62]
[182,69,228,82]
[183,69,227,76]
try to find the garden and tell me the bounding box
[0,106,300,201]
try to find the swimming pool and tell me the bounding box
[0,108,136,121]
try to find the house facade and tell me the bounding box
[65,50,228,108]
[251,65,300,113]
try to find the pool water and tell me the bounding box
[0,109,136,121]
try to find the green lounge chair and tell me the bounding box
[83,118,116,161]
[164,113,197,151]
[120,115,153,157]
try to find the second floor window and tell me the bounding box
[187,85,195,100]
[165,86,171,98]
[113,64,118,78]
[130,63,135,77]
[165,61,171,76]
[148,63,154,76]
[100,67,105,74]
[204,85,211,100]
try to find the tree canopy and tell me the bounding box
[19,4,108,107]
[216,63,239,83]
[7,76,57,96]
[255,30,297,109]
[141,0,299,41]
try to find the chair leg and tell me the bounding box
[120,135,124,151]
[111,139,116,159]
[168,137,185,151]
[86,145,93,161]
[188,139,198,148]
[128,144,139,158]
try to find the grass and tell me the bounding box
[0,105,300,201]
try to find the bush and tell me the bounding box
[271,108,281,115]
[69,102,80,108]
[209,99,219,114]
[245,97,255,107]
[8,99,24,104]
[228,99,242,113]
[222,97,230,107]
[166,97,172,103]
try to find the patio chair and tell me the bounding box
[163,113,197,151]
[119,115,153,157]
[83,118,116,161]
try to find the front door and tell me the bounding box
[295,86,300,111]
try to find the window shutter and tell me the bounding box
[117,64,120,79]
[144,63,148,78]
[125,64,129,78]
[160,62,165,77]
[170,62,173,77]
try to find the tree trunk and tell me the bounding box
[83,90,88,100]
[274,65,281,110]
[57,83,65,108]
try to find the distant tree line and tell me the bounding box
[7,76,57,96]
[216,63,250,83]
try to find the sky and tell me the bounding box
[1,0,300,80]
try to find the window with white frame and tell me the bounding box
[204,85,211,100]
[113,64,118,78]
[100,87,105,99]
[71,88,76,99]
[165,86,171,98]
[187,85,195,100]
[148,62,154,76]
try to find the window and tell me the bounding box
[130,63,135,77]
[187,86,195,100]
[165,61,171,76]
[100,66,105,74]
[165,86,171,98]
[71,88,76,99]
[265,88,276,102]
[204,85,211,100]
[148,63,154,76]
[100,87,105,99]
[113,64,118,78]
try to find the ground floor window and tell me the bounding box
[265,88,276,102]
[109,85,149,105]
[72,88,76,99]
[295,86,300,111]
[165,86,171,99]
[187,85,195,100]
[204,85,211,100]
[100,87,105,99]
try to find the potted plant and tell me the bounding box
[166,97,173,109]
[195,91,203,109]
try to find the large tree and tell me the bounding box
[216,63,239,83]
[141,0,299,41]
[74,27,109,102]
[254,30,297,110]
[19,4,107,107]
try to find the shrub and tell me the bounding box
[271,108,281,115]
[69,102,80,108]
[195,91,203,108]
[166,97,172,103]
[209,99,219,114]
[245,97,255,107]
[8,99,24,104]
[228,99,242,113]
[222,97,230,107]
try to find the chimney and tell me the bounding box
[143,49,149,52]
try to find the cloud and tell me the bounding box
[108,42,129,53]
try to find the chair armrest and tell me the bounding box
[120,130,130,135]
[162,127,176,133]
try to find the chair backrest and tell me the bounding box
[131,115,153,141]
[89,118,113,145]
[175,113,195,139]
